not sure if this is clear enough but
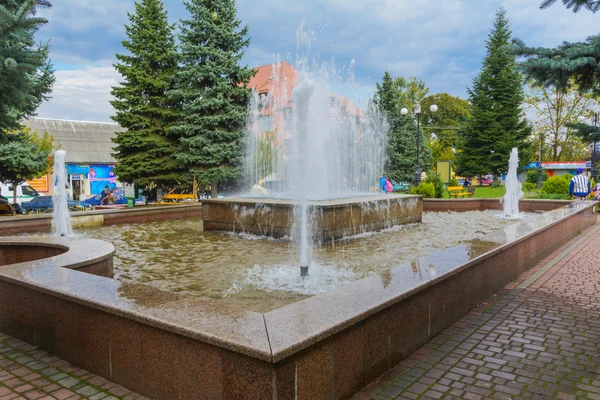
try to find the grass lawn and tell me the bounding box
[441,186,506,199]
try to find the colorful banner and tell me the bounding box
[89,165,116,181]
[27,175,49,192]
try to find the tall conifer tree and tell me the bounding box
[457,8,532,178]
[375,71,431,183]
[111,0,183,188]
[169,0,254,197]
[0,0,54,134]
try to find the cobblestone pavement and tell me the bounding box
[0,335,148,399]
[354,221,600,400]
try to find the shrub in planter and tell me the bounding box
[410,182,435,198]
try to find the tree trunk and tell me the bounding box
[211,181,218,198]
[11,181,17,205]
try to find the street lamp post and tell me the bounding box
[579,113,599,182]
[537,131,544,189]
[402,103,437,186]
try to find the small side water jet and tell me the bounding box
[52,150,72,237]
[503,148,523,219]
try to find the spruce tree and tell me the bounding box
[375,71,432,183]
[169,0,254,197]
[110,0,183,189]
[540,0,600,12]
[512,1,599,94]
[457,8,532,178]
[0,0,54,133]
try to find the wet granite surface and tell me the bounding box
[203,193,420,207]
[0,201,596,363]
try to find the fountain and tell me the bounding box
[203,62,423,275]
[52,149,72,237]
[503,147,523,219]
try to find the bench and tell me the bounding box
[447,185,476,198]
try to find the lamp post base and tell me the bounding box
[414,168,422,187]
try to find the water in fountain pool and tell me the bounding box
[80,210,529,312]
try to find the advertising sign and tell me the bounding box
[89,165,116,194]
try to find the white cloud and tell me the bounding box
[32,0,600,121]
[36,67,119,123]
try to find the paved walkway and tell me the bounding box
[354,221,600,400]
[0,338,148,399]
[1,221,599,400]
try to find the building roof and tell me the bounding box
[22,118,124,164]
[249,61,297,99]
[248,62,362,117]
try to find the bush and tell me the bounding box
[424,171,444,198]
[490,179,502,188]
[449,177,459,186]
[526,169,549,184]
[541,175,571,195]
[410,182,435,198]
[523,182,537,192]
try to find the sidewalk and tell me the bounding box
[0,340,147,399]
[354,220,600,400]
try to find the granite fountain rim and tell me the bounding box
[0,200,596,363]
[202,193,421,208]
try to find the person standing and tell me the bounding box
[380,175,387,193]
[569,168,591,200]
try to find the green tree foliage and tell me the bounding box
[513,1,599,94]
[512,36,600,96]
[525,82,597,161]
[111,0,184,189]
[421,93,470,163]
[394,76,429,110]
[526,169,549,184]
[374,71,432,183]
[0,127,49,203]
[457,8,532,177]
[0,0,54,133]
[540,0,600,12]
[566,119,600,162]
[169,0,254,197]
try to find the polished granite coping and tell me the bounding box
[0,203,202,222]
[0,201,596,363]
[203,193,420,207]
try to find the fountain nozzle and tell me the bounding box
[300,265,309,277]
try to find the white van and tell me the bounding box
[0,183,41,205]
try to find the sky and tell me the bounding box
[34,0,599,123]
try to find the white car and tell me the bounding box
[0,183,41,205]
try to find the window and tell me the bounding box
[21,186,39,196]
[259,115,274,132]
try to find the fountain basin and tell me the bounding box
[0,201,596,399]
[202,194,422,240]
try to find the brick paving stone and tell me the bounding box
[356,221,600,399]
[0,333,144,400]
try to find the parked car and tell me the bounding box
[21,196,81,214]
[479,177,493,186]
[82,192,128,207]
[0,183,40,205]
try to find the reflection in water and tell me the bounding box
[80,210,528,312]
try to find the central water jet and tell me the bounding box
[292,78,315,274]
